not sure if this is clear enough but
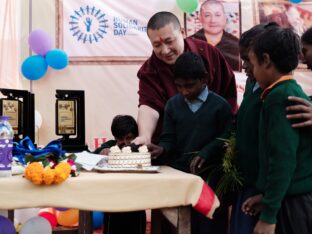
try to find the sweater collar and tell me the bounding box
[260,75,294,100]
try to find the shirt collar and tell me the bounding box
[197,85,209,102]
[184,85,209,103]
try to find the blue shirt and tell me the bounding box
[184,86,209,112]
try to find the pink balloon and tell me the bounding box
[28,29,52,56]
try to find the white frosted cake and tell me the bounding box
[108,145,151,169]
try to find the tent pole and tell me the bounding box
[29,0,33,92]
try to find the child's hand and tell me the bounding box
[147,144,164,159]
[190,156,205,174]
[99,148,110,155]
[253,220,276,234]
[241,194,263,216]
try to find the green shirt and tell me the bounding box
[257,79,312,224]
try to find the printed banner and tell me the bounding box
[57,0,175,63]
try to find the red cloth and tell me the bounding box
[194,182,216,217]
[138,37,237,143]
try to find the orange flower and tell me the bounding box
[24,161,73,185]
[54,168,68,184]
[24,162,44,185]
[31,173,43,185]
[55,162,71,175]
[43,168,56,185]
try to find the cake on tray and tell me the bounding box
[108,145,151,169]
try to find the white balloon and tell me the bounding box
[150,0,176,11]
[19,216,52,234]
[35,110,43,129]
[14,208,40,226]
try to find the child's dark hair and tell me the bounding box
[301,27,312,44]
[111,115,138,139]
[173,52,207,80]
[251,27,300,74]
[239,22,279,49]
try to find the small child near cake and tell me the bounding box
[148,52,233,234]
[94,115,146,234]
[94,115,138,155]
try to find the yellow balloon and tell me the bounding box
[56,208,79,227]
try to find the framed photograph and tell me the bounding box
[255,0,312,70]
[255,1,312,37]
[185,0,242,71]
[56,0,159,64]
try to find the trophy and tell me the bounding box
[0,89,35,142]
[55,90,88,152]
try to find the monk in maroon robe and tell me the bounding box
[134,12,237,145]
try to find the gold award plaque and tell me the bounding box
[2,99,19,134]
[57,100,76,135]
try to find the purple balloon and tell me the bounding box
[28,29,52,56]
[55,207,69,211]
[0,215,16,234]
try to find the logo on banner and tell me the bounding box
[113,17,147,36]
[68,5,109,44]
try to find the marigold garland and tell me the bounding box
[25,161,72,185]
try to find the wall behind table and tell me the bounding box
[20,0,312,149]
[21,0,143,149]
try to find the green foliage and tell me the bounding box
[200,133,243,198]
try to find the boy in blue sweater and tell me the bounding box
[149,52,233,234]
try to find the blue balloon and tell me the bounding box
[21,55,48,80]
[92,211,104,229]
[289,0,302,3]
[46,49,69,70]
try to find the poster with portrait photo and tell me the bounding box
[255,0,312,69]
[185,0,242,71]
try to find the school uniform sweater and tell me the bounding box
[159,91,232,173]
[236,79,262,187]
[257,79,312,224]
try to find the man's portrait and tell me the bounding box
[185,0,241,71]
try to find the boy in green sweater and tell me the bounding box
[242,27,312,234]
[149,52,233,234]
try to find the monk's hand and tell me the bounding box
[132,136,151,145]
[147,144,163,159]
[190,156,205,174]
[253,220,276,234]
[286,96,312,128]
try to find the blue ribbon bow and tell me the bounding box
[13,136,66,165]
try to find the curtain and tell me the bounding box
[0,0,21,89]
